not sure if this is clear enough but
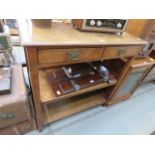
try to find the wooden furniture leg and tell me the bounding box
[25,47,43,130]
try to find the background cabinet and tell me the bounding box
[143,51,155,83]
[108,57,155,104]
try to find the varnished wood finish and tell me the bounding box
[107,57,155,105]
[125,19,155,85]
[18,20,146,46]
[125,19,148,38]
[125,19,155,58]
[103,46,143,59]
[125,19,155,39]
[142,52,155,83]
[18,20,147,130]
[72,19,83,29]
[39,70,117,104]
[107,57,135,101]
[25,47,44,130]
[130,57,155,67]
[43,90,106,124]
[38,47,103,65]
[0,120,35,135]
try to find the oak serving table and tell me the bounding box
[18,20,147,130]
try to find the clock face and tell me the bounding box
[85,19,126,30]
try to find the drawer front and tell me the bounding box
[0,110,28,129]
[38,48,103,65]
[103,46,142,59]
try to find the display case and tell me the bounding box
[108,57,155,104]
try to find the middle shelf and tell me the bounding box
[39,60,124,104]
[39,70,117,104]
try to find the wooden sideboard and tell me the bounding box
[18,20,147,130]
[125,19,155,39]
[125,19,155,84]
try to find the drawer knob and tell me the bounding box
[67,51,80,61]
[0,113,15,120]
[118,48,126,56]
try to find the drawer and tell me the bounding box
[103,46,142,59]
[38,48,103,65]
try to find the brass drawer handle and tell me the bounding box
[118,48,126,56]
[67,50,80,61]
[0,113,15,120]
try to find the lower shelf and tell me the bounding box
[43,89,106,124]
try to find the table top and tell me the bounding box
[17,19,147,47]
